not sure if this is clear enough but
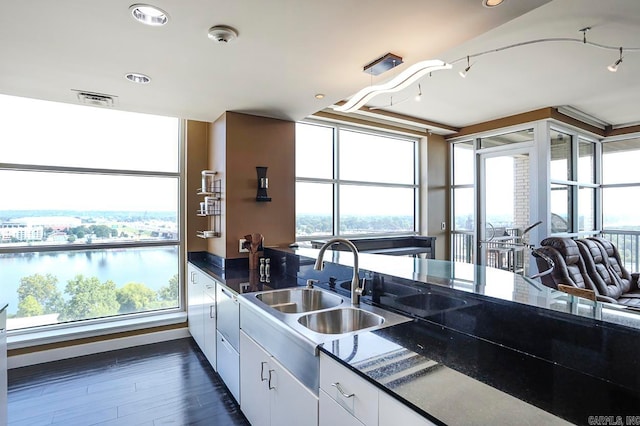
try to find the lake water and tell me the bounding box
[0,246,179,315]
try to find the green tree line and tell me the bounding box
[16,273,179,321]
[296,214,413,235]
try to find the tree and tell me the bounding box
[116,282,157,314]
[158,274,179,303]
[17,273,64,315]
[17,295,44,317]
[62,275,120,321]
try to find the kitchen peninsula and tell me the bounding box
[188,247,640,425]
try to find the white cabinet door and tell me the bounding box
[240,331,270,426]
[241,330,318,426]
[379,391,436,426]
[187,264,205,350]
[217,330,240,402]
[320,353,378,426]
[319,389,364,426]
[269,355,318,426]
[202,281,216,369]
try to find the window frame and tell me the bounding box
[295,120,420,240]
[548,125,600,237]
[0,100,185,338]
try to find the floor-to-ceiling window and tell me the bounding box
[549,128,598,236]
[295,121,418,240]
[451,140,475,263]
[601,136,640,270]
[0,94,182,334]
[449,122,601,269]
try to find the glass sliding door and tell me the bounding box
[478,148,534,275]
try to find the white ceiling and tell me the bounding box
[1,0,638,133]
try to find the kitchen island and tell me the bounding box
[189,247,640,425]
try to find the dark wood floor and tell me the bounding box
[8,338,250,426]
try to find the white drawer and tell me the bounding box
[379,390,436,426]
[319,389,365,426]
[320,352,378,426]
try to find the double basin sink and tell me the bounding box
[248,286,410,344]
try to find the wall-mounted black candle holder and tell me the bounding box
[256,166,272,202]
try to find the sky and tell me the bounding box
[0,94,179,212]
[295,122,415,217]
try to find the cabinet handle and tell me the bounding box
[331,382,354,398]
[209,305,215,318]
[260,362,268,382]
[268,369,275,390]
[190,271,196,283]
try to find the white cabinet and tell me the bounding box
[240,331,318,426]
[320,352,436,426]
[319,352,378,426]
[379,390,436,426]
[187,263,216,369]
[216,330,240,402]
[0,306,7,426]
[216,284,240,402]
[187,263,204,349]
[320,389,364,426]
[202,281,217,370]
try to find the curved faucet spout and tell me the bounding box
[314,238,362,306]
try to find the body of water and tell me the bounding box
[0,246,179,315]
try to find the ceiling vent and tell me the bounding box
[73,90,118,107]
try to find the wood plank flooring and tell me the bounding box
[8,338,250,426]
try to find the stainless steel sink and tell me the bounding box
[393,292,468,318]
[297,307,384,334]
[255,288,343,313]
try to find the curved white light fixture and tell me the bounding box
[333,59,451,113]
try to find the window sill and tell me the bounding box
[7,311,187,350]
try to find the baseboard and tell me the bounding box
[8,327,191,369]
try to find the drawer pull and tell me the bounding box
[268,369,276,390]
[332,382,354,398]
[260,362,268,382]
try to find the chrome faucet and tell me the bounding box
[313,238,363,306]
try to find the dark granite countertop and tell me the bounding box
[319,320,640,425]
[187,254,299,295]
[189,248,640,425]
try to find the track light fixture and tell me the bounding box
[459,56,472,78]
[335,28,638,113]
[414,84,422,102]
[608,47,623,72]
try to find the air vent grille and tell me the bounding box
[73,90,118,107]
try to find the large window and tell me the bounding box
[0,94,181,332]
[549,129,598,235]
[602,137,640,230]
[295,122,418,239]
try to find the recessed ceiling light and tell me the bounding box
[483,0,505,7]
[125,72,151,84]
[315,93,325,100]
[129,4,169,26]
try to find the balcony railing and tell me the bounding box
[601,230,640,272]
[452,229,640,274]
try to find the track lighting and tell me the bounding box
[414,84,422,102]
[459,56,472,78]
[608,47,623,72]
[335,28,638,113]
